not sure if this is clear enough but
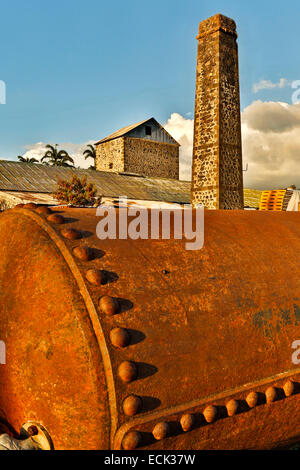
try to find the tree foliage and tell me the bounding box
[17,156,38,163]
[83,144,96,163]
[41,144,74,167]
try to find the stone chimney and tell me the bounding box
[191,14,244,209]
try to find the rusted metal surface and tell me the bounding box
[0,206,299,449]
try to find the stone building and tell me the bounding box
[95,118,180,179]
[191,14,244,209]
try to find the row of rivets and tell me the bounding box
[44,209,136,393]
[39,206,141,419]
[32,206,99,266]
[33,207,96,258]
[122,379,298,449]
[102,294,139,411]
[24,206,114,314]
[14,203,52,213]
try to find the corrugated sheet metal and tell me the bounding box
[0,161,262,208]
[0,191,58,211]
[0,161,190,203]
[0,191,57,204]
[95,117,179,146]
[95,118,150,145]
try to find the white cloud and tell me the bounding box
[21,141,95,168]
[252,78,290,93]
[166,103,300,189]
[242,100,300,188]
[164,112,194,181]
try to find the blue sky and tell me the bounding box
[0,0,300,187]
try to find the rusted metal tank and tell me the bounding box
[0,204,299,450]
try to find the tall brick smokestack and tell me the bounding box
[191,14,244,209]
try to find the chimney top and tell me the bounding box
[197,13,237,40]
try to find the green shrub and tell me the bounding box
[54,174,101,206]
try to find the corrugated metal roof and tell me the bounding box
[95,117,179,146]
[0,161,191,204]
[95,118,150,145]
[0,161,262,207]
[0,191,58,211]
[0,191,58,205]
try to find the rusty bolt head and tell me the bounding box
[27,425,39,436]
[152,422,169,441]
[226,399,239,417]
[122,395,142,416]
[73,246,93,261]
[99,296,119,316]
[86,269,106,286]
[203,405,217,423]
[180,413,195,432]
[24,203,37,209]
[61,228,81,240]
[266,386,277,403]
[283,380,295,397]
[122,431,142,450]
[246,391,259,408]
[118,361,137,383]
[36,206,52,215]
[47,214,64,225]
[110,327,130,349]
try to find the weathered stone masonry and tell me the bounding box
[124,138,179,179]
[96,136,179,179]
[95,137,125,173]
[191,14,244,209]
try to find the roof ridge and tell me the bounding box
[94,117,179,145]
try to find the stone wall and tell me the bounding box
[95,137,125,173]
[191,14,244,209]
[219,27,244,209]
[124,137,179,179]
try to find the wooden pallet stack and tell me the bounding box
[259,190,287,211]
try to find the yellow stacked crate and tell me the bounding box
[259,190,287,211]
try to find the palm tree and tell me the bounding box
[83,144,96,169]
[41,144,74,167]
[18,155,39,163]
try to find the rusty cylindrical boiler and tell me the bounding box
[0,205,299,450]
